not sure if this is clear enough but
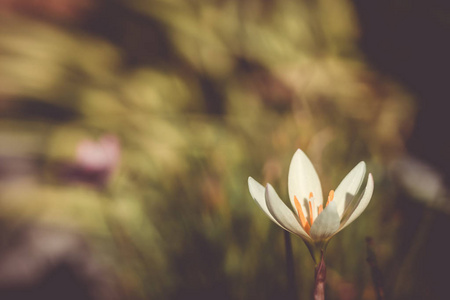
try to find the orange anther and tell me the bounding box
[318,204,323,214]
[309,201,314,225]
[309,192,314,199]
[294,196,311,234]
[326,190,334,207]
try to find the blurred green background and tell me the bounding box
[0,0,449,299]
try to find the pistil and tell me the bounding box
[294,190,335,235]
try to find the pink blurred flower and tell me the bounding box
[76,134,120,175]
[59,134,120,188]
[0,0,93,22]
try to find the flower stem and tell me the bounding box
[313,250,326,300]
[284,231,298,300]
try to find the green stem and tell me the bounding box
[306,240,327,265]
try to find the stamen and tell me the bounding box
[294,196,311,234]
[326,190,334,207]
[309,201,314,225]
[309,192,314,199]
[318,204,323,214]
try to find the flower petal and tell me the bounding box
[248,177,282,227]
[288,149,323,219]
[265,183,312,241]
[333,161,366,218]
[310,201,340,241]
[339,173,374,232]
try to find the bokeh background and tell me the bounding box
[0,0,449,299]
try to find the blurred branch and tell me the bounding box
[366,237,385,300]
[391,210,434,299]
[284,231,298,300]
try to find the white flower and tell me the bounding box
[248,149,374,247]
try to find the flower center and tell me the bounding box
[294,190,334,234]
